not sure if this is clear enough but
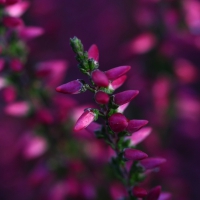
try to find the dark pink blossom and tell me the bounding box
[128,127,152,146]
[110,75,127,90]
[74,110,96,132]
[5,1,29,17]
[108,113,128,133]
[140,157,166,170]
[18,26,44,40]
[126,119,148,134]
[105,65,131,81]
[147,186,161,200]
[3,16,23,28]
[113,90,139,106]
[5,0,20,5]
[56,80,84,94]
[91,69,109,87]
[94,91,110,104]
[133,186,147,198]
[123,148,148,161]
[88,44,99,61]
[10,58,23,71]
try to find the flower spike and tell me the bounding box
[56,79,85,94]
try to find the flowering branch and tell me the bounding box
[56,37,167,200]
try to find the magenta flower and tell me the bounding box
[147,186,161,200]
[113,90,139,106]
[74,109,96,132]
[4,101,30,117]
[88,44,99,61]
[105,65,131,81]
[94,91,110,105]
[18,26,44,40]
[108,113,128,133]
[56,80,84,94]
[126,119,149,134]
[128,127,152,146]
[3,16,23,28]
[133,186,147,198]
[10,58,23,72]
[123,148,148,161]
[91,69,109,87]
[139,157,166,170]
[110,75,127,90]
[5,1,29,17]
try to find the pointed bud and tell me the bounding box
[123,148,148,161]
[85,122,102,134]
[91,69,109,87]
[113,90,139,106]
[88,44,99,61]
[133,186,147,198]
[126,120,148,134]
[105,66,131,81]
[95,91,110,104]
[110,75,127,90]
[139,157,166,170]
[3,16,23,28]
[129,127,152,146]
[74,109,97,132]
[158,192,172,200]
[10,58,23,72]
[5,1,30,17]
[147,186,161,200]
[56,79,85,94]
[108,113,128,133]
[4,101,30,117]
[19,26,44,40]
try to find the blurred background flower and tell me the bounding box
[0,0,200,199]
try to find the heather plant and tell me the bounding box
[56,37,168,200]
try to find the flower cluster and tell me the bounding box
[56,37,168,200]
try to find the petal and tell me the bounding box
[88,44,99,61]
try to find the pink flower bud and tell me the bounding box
[126,120,148,134]
[139,157,166,170]
[3,16,23,28]
[88,44,99,61]
[124,148,148,161]
[4,101,30,117]
[56,80,84,94]
[10,58,23,72]
[95,91,109,104]
[147,186,161,200]
[133,186,147,198]
[18,26,44,40]
[5,1,29,17]
[110,75,127,90]
[91,69,109,87]
[128,127,152,146]
[105,66,131,81]
[2,86,16,102]
[158,192,172,200]
[113,90,139,106]
[0,58,5,71]
[85,122,102,134]
[74,110,96,132]
[108,113,128,133]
